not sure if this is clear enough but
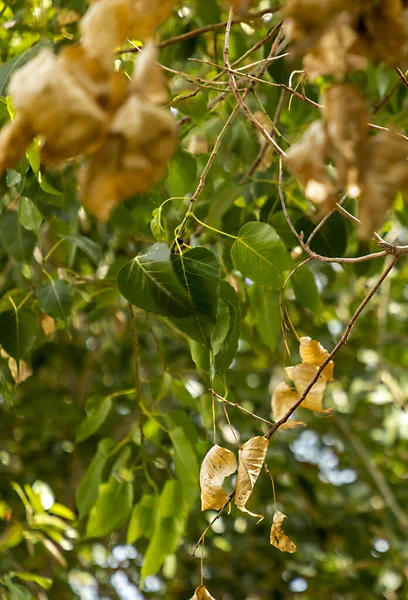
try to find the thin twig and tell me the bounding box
[211,389,274,426]
[192,492,235,557]
[224,10,287,158]
[264,255,399,439]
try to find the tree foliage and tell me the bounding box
[0,1,408,599]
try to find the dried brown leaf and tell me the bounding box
[189,585,216,600]
[299,336,334,381]
[323,83,369,197]
[270,511,296,553]
[359,129,408,240]
[8,358,33,385]
[286,363,332,414]
[0,114,33,176]
[131,42,169,105]
[285,120,336,213]
[358,0,408,65]
[41,315,56,337]
[8,48,106,164]
[271,382,305,430]
[235,436,269,518]
[200,445,237,511]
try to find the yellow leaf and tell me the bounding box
[286,364,332,414]
[235,436,269,519]
[270,511,296,553]
[40,315,56,337]
[0,115,33,176]
[189,585,216,600]
[200,445,237,511]
[299,336,334,381]
[271,382,305,430]
[8,358,33,385]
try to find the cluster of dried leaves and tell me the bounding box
[0,1,177,220]
[286,84,408,239]
[272,336,333,428]
[283,0,408,80]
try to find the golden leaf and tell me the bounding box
[200,445,237,511]
[270,511,296,553]
[271,382,305,430]
[235,436,269,519]
[189,585,216,600]
[299,336,334,381]
[286,364,332,414]
[8,48,106,165]
[285,120,336,214]
[323,83,369,198]
[8,358,33,385]
[358,129,408,240]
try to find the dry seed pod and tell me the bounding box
[8,48,106,165]
[200,445,237,510]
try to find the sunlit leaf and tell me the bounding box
[86,476,133,538]
[189,585,216,600]
[200,445,237,510]
[127,494,157,544]
[76,396,112,443]
[76,438,115,520]
[270,511,296,553]
[235,436,269,519]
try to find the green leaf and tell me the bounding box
[171,380,196,410]
[171,247,220,346]
[0,310,38,361]
[2,576,32,600]
[0,522,24,552]
[76,438,115,520]
[165,410,199,489]
[231,222,293,287]
[127,494,157,544]
[151,207,168,243]
[291,264,320,312]
[26,140,40,176]
[211,298,230,355]
[48,503,76,520]
[295,213,347,258]
[12,573,52,590]
[18,198,43,236]
[248,285,280,351]
[62,235,102,265]
[0,212,37,263]
[213,281,241,376]
[150,371,172,402]
[141,480,185,581]
[36,280,73,322]
[76,396,112,443]
[86,476,133,538]
[117,243,196,318]
[166,151,197,197]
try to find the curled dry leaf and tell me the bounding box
[271,382,305,430]
[0,114,33,174]
[7,48,106,165]
[200,445,237,511]
[8,358,33,385]
[270,511,296,553]
[286,364,332,414]
[189,585,216,600]
[299,336,333,381]
[359,129,408,240]
[285,120,336,213]
[235,436,269,519]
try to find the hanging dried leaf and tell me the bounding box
[286,364,332,414]
[285,120,336,214]
[235,436,269,518]
[227,0,253,15]
[200,445,237,511]
[270,511,296,553]
[299,336,334,381]
[323,83,369,198]
[80,0,176,67]
[8,358,33,384]
[359,129,408,240]
[357,0,408,65]
[0,114,33,175]
[189,585,216,600]
[7,48,106,165]
[131,42,169,105]
[271,382,305,430]
[80,96,176,220]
